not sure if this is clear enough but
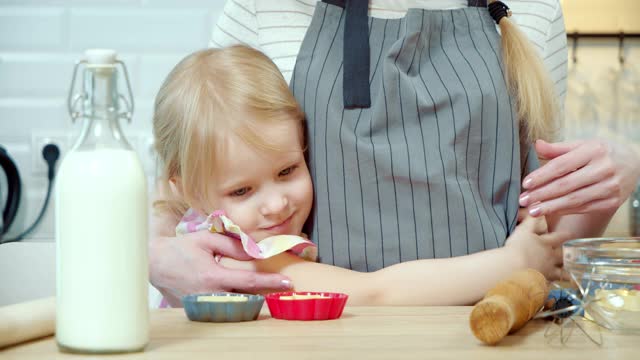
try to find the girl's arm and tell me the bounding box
[220,216,570,306]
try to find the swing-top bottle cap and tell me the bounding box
[84,49,117,66]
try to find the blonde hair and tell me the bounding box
[152,45,305,217]
[490,0,559,143]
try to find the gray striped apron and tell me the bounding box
[290,0,537,272]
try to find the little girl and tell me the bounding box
[152,45,568,306]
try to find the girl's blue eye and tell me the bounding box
[279,165,297,177]
[230,187,250,197]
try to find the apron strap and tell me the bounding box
[469,0,488,7]
[323,0,370,108]
[345,0,371,108]
[322,0,488,109]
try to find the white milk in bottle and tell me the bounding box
[55,49,149,353]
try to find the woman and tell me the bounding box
[148,0,640,304]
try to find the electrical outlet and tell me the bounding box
[31,132,72,176]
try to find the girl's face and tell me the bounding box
[209,119,313,242]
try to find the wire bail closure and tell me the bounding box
[67,58,135,123]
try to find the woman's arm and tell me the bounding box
[148,197,183,306]
[221,216,570,306]
[209,0,259,49]
[521,139,640,238]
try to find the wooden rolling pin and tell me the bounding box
[469,269,548,345]
[0,297,55,348]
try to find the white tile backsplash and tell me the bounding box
[137,54,186,98]
[0,99,67,139]
[0,8,65,50]
[69,9,209,52]
[0,0,224,240]
[0,54,76,97]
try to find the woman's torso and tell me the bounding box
[211,0,567,271]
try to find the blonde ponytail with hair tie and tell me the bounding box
[488,0,559,143]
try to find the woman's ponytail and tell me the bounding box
[489,0,559,143]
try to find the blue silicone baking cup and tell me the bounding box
[182,292,264,322]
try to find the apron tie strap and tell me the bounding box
[333,0,489,109]
[344,0,370,109]
[469,0,488,7]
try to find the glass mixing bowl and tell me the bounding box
[563,238,640,332]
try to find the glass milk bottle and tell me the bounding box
[55,49,149,353]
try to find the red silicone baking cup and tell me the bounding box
[265,292,348,320]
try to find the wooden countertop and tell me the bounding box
[2,307,637,359]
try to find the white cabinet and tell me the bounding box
[0,241,55,306]
[0,241,161,307]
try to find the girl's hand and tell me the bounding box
[149,231,293,306]
[519,139,640,217]
[505,214,571,281]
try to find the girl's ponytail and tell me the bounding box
[489,0,559,143]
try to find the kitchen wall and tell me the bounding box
[0,0,224,241]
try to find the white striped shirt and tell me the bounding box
[210,0,568,105]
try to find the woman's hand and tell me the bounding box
[519,139,640,217]
[149,231,293,306]
[505,213,571,281]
